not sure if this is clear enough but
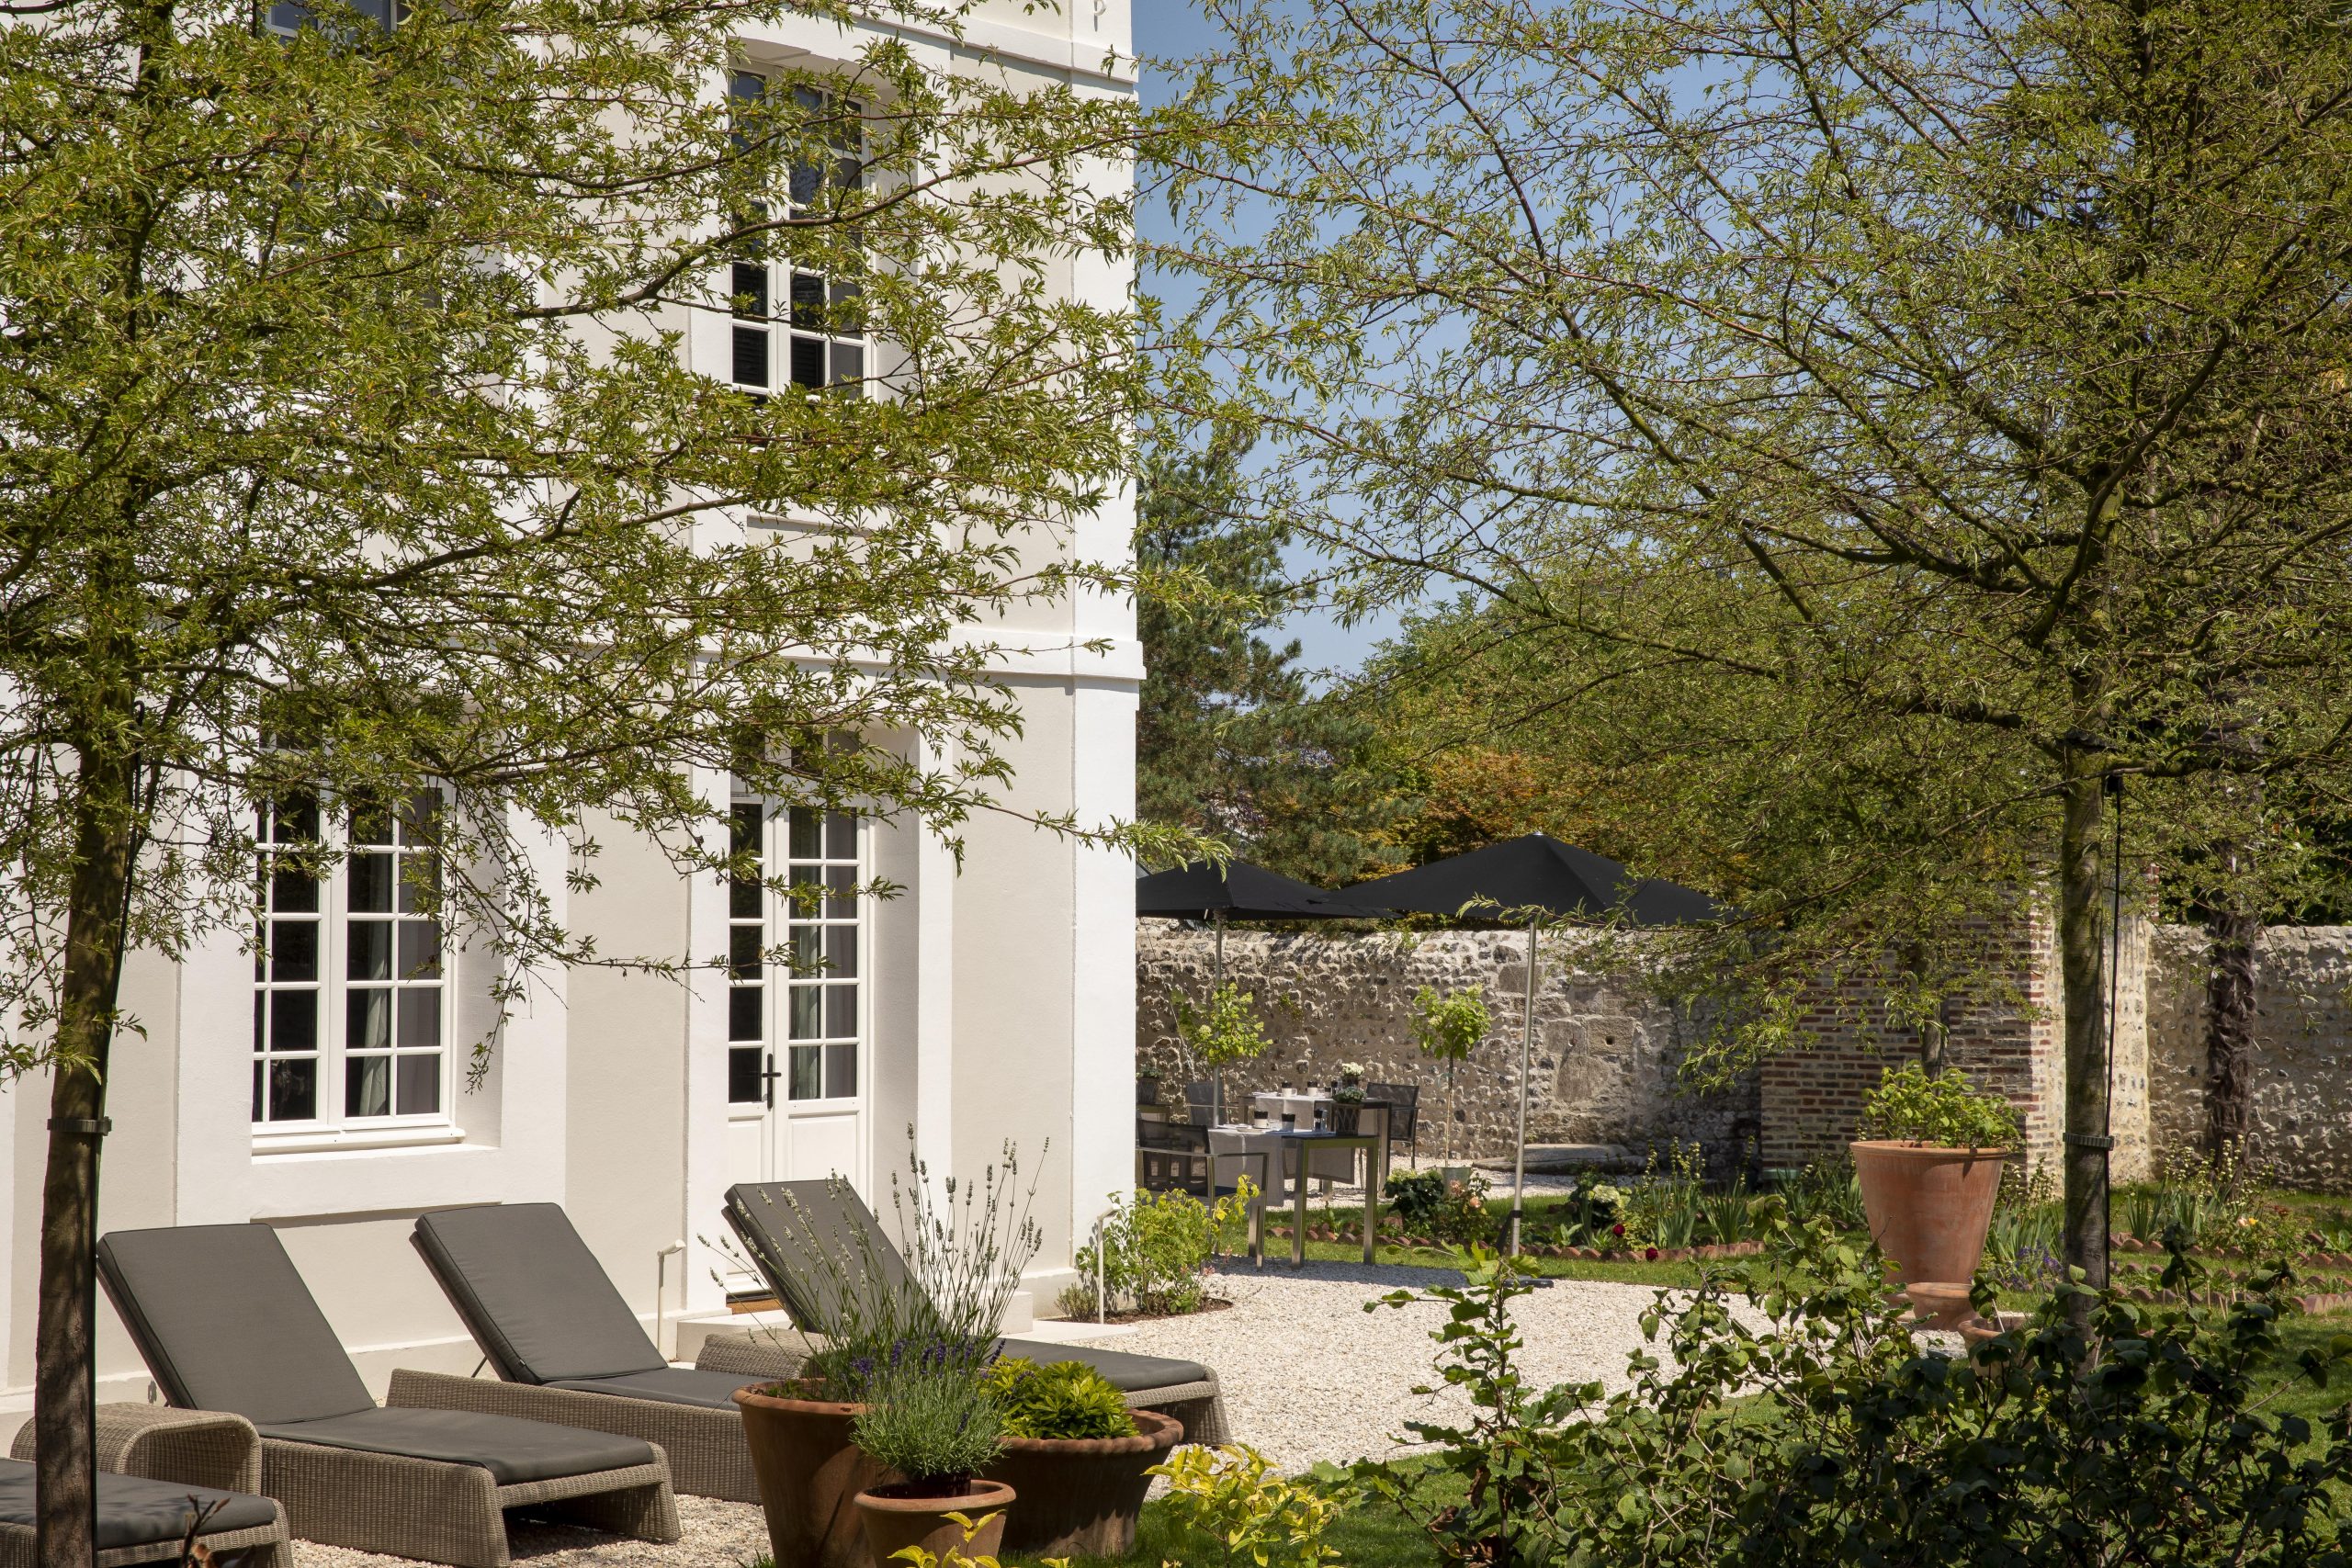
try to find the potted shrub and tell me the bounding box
[732,1146,1042,1568]
[850,1355,1013,1567]
[979,1357,1182,1555]
[1849,1063,2018,1327]
[1329,1062,1367,1134]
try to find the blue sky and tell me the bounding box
[1131,0,1409,684]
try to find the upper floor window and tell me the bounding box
[726,72,866,398]
[264,0,395,36]
[727,793,864,1109]
[254,791,449,1134]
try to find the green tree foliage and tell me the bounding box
[1159,0,2352,1298]
[0,0,1159,1552]
[1137,437,1389,882]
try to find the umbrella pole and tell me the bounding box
[1214,911,1226,1125]
[1511,917,1534,1257]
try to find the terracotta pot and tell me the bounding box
[854,1477,1014,1568]
[1850,1140,2008,1299]
[981,1409,1182,1556]
[736,1381,883,1568]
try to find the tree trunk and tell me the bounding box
[2055,755,2112,1320]
[2203,870,2260,1163]
[36,747,139,1568]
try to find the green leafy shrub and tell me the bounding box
[850,1356,1003,1491]
[1545,1171,1629,1247]
[1984,1163,2064,1288]
[1062,1185,1250,1318]
[1774,1157,1865,1234]
[1358,1217,2352,1567]
[983,1357,1134,1440]
[1148,1443,1345,1568]
[1623,1145,1710,1248]
[2119,1146,2268,1249]
[1412,986,1489,1164]
[1859,1062,2019,1148]
[1385,1167,1493,1244]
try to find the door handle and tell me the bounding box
[763,1051,783,1109]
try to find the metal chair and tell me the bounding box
[1182,1077,1219,1126]
[1367,1082,1420,1158]
[1138,1115,1216,1196]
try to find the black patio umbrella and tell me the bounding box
[1346,834,1724,1252]
[1138,860,1391,1122]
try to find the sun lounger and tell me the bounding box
[0,1404,288,1568]
[97,1224,679,1568]
[400,1202,762,1501]
[715,1180,1230,1443]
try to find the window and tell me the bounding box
[726,73,866,397]
[728,796,863,1108]
[264,0,395,36]
[254,791,448,1132]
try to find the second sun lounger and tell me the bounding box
[97,1223,680,1568]
[401,1202,763,1502]
[715,1179,1231,1444]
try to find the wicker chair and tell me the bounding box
[0,1405,289,1568]
[97,1224,679,1568]
[716,1179,1233,1444]
[401,1203,763,1502]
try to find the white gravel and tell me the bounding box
[1083,1258,1679,1479]
[289,1259,1680,1564]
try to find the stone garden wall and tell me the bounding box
[2146,925,2352,1193]
[1143,914,2352,1192]
[1134,927,1759,1172]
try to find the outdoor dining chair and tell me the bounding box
[711,1179,1233,1443]
[402,1202,764,1502]
[0,1405,289,1567]
[96,1223,680,1568]
[1366,1082,1420,1161]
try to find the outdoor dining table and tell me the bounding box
[1210,1106,1391,1266]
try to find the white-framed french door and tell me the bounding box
[723,788,871,1197]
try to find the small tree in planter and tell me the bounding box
[1172,982,1273,1123]
[1852,1063,2021,1328]
[1411,986,1490,1168]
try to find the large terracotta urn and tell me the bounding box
[981,1409,1182,1555]
[736,1381,883,1568]
[1849,1140,2008,1327]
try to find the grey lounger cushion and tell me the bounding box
[100,1221,662,1487]
[411,1204,668,1384]
[255,1407,655,1486]
[1001,1341,1214,1393]
[0,1458,277,1551]
[545,1368,762,1409]
[723,1181,1216,1393]
[722,1180,914,1335]
[97,1224,375,1425]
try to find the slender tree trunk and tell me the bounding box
[1906,941,1948,1077]
[2203,857,2260,1163]
[36,741,139,1568]
[2056,751,2112,1319]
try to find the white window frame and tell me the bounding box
[726,788,868,1119]
[722,71,870,400]
[252,790,458,1152]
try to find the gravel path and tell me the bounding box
[288,1260,1678,1565]
[1094,1258,1674,1478]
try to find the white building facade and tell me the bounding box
[0,0,1138,1409]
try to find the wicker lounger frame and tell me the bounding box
[2,1404,291,1568]
[388,1367,757,1505]
[692,1328,1234,1448]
